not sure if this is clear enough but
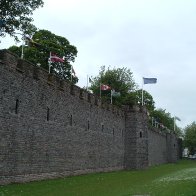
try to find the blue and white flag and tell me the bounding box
[143,77,157,84]
[142,77,157,105]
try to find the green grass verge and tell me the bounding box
[0,160,196,196]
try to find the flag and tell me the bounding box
[143,77,157,84]
[142,77,157,105]
[89,77,92,83]
[101,84,111,91]
[110,89,121,104]
[111,90,121,97]
[86,75,92,90]
[175,116,181,121]
[24,36,41,48]
[50,52,64,63]
[24,36,31,46]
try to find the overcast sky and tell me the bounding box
[1,0,196,129]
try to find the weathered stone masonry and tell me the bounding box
[0,50,181,185]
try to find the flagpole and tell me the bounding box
[71,65,73,83]
[14,33,24,59]
[142,77,144,106]
[100,84,101,98]
[21,35,24,59]
[111,89,112,104]
[87,75,89,90]
[152,117,154,126]
[49,52,51,73]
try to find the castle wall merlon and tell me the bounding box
[17,58,37,76]
[150,127,167,137]
[0,49,18,69]
[0,50,127,115]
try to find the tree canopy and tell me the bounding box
[0,0,44,40]
[90,66,137,105]
[150,108,182,136]
[8,29,78,83]
[135,89,155,112]
[151,109,173,130]
[89,65,157,110]
[184,122,196,155]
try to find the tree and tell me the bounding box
[0,0,44,40]
[90,66,137,105]
[151,109,173,130]
[150,108,183,136]
[121,89,155,112]
[184,122,196,155]
[135,89,155,112]
[8,29,78,83]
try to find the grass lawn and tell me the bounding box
[0,160,196,196]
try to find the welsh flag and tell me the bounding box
[101,84,111,91]
[49,52,64,63]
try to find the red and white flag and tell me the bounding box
[49,52,64,63]
[101,84,111,91]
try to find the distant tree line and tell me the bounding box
[184,122,196,155]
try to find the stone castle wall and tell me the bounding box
[148,128,179,166]
[148,128,168,166]
[0,50,181,185]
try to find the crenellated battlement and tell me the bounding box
[0,49,124,117]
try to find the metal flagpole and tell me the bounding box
[111,90,113,104]
[173,116,181,132]
[21,35,24,59]
[100,84,101,98]
[49,52,51,73]
[87,75,89,90]
[142,77,144,106]
[71,65,73,82]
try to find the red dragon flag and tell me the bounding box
[100,84,111,98]
[48,52,64,73]
[101,84,111,91]
[49,52,64,63]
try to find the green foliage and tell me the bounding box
[0,0,44,40]
[8,30,78,83]
[90,66,137,105]
[151,109,173,130]
[121,91,138,106]
[0,160,195,196]
[174,126,183,138]
[90,65,157,111]
[135,89,155,112]
[151,108,183,136]
[184,122,196,154]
